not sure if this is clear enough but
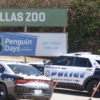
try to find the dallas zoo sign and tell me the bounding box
[0,9,66,26]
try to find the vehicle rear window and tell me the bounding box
[7,64,41,76]
[96,60,100,65]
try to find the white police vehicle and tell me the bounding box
[44,52,100,97]
[0,62,53,100]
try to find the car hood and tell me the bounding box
[16,74,51,81]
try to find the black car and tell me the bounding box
[27,62,44,74]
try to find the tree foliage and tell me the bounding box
[68,0,100,53]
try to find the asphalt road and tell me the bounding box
[20,88,100,100]
[52,88,100,100]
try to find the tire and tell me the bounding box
[87,80,100,97]
[0,84,9,100]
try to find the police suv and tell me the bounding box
[0,62,53,100]
[44,52,100,97]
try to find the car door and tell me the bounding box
[44,56,74,83]
[66,57,95,86]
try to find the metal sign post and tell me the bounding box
[24,26,27,63]
[63,27,68,53]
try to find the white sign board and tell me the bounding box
[28,33,67,56]
[1,33,67,56]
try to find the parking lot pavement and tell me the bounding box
[20,88,100,100]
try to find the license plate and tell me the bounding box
[34,90,42,95]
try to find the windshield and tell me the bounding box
[8,64,41,76]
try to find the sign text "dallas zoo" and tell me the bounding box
[0,9,67,26]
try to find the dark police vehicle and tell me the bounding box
[0,62,53,100]
[27,62,44,75]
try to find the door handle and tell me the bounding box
[87,69,92,71]
[61,68,67,69]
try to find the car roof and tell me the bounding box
[61,52,100,60]
[0,62,27,65]
[27,62,44,64]
[0,59,24,63]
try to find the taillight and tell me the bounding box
[15,79,54,85]
[15,79,28,84]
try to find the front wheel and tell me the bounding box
[0,84,9,100]
[87,80,100,97]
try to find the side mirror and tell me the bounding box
[43,60,47,65]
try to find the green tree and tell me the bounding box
[68,0,100,54]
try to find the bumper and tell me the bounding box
[16,92,52,99]
[8,85,54,99]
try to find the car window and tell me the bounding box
[53,57,68,65]
[96,60,100,65]
[66,57,75,66]
[73,57,92,67]
[0,65,5,73]
[30,64,36,67]
[52,56,74,66]
[30,64,44,72]
[47,56,63,65]
[7,64,41,76]
[87,60,92,67]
